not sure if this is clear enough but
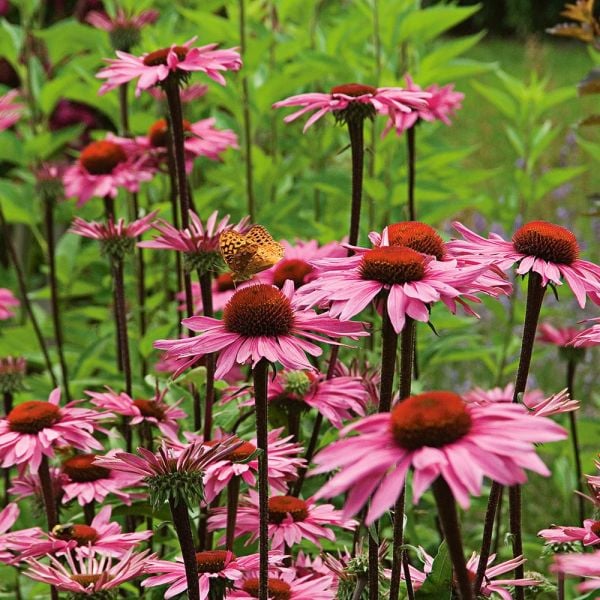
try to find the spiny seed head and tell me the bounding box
[386,222,445,260]
[268,495,309,524]
[145,470,204,510]
[80,141,127,175]
[331,83,377,97]
[360,246,426,286]
[390,391,472,450]
[283,370,313,396]
[8,401,60,434]
[512,221,579,265]
[63,455,111,483]
[272,259,313,289]
[223,284,294,337]
[195,550,232,573]
[99,237,136,261]
[242,578,292,600]
[183,250,224,276]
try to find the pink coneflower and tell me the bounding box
[258,239,347,290]
[61,452,144,506]
[570,317,600,347]
[87,386,186,442]
[0,89,23,130]
[86,8,158,51]
[312,391,566,523]
[413,548,539,598]
[154,281,369,379]
[139,210,249,275]
[14,504,152,559]
[273,83,430,132]
[9,465,69,504]
[70,212,158,259]
[0,356,26,396]
[0,287,19,320]
[229,569,335,599]
[208,490,355,550]
[200,428,305,502]
[0,388,106,473]
[538,322,582,347]
[97,37,242,96]
[449,221,600,307]
[552,551,600,592]
[148,83,209,102]
[333,358,381,407]
[24,548,153,595]
[386,74,463,134]
[143,549,282,600]
[464,383,579,418]
[298,245,493,333]
[539,518,600,546]
[63,137,155,206]
[0,503,42,564]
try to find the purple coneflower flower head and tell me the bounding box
[552,550,600,593]
[0,356,26,394]
[97,37,242,96]
[570,317,600,347]
[9,465,69,505]
[229,568,335,599]
[86,7,159,51]
[0,288,19,320]
[0,503,43,565]
[312,391,566,523]
[539,518,600,547]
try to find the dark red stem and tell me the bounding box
[347,118,365,247]
[169,496,200,600]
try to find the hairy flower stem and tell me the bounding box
[378,304,398,413]
[168,496,200,600]
[198,271,216,440]
[226,475,240,551]
[39,456,57,529]
[112,257,132,399]
[567,359,585,523]
[118,82,130,136]
[347,118,365,247]
[291,345,339,496]
[83,500,95,525]
[476,273,546,598]
[0,209,58,387]
[406,125,416,221]
[432,478,474,600]
[44,197,70,401]
[389,318,416,600]
[132,193,147,378]
[239,0,256,221]
[253,358,270,600]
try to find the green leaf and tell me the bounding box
[535,166,586,200]
[0,180,38,225]
[414,541,452,599]
[398,5,481,43]
[472,80,517,120]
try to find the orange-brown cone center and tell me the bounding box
[268,495,309,524]
[143,45,189,66]
[331,83,377,97]
[242,578,292,600]
[272,259,313,289]
[223,284,294,337]
[133,399,166,420]
[70,573,103,586]
[80,140,127,175]
[148,118,192,148]
[386,222,445,260]
[8,401,60,434]
[195,550,233,573]
[360,246,425,285]
[216,272,236,292]
[390,392,472,450]
[512,221,579,265]
[54,524,99,545]
[63,455,111,483]
[591,521,600,536]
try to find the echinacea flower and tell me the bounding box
[61,452,145,506]
[0,89,23,130]
[200,428,305,502]
[70,212,158,260]
[63,137,155,206]
[273,83,430,132]
[386,74,463,135]
[86,7,159,51]
[97,37,242,96]
[539,518,600,547]
[298,245,493,333]
[154,281,369,380]
[24,548,153,595]
[0,503,42,564]
[538,322,582,347]
[9,465,69,504]
[139,210,249,275]
[94,438,241,509]
[143,549,283,600]
[0,287,19,320]
[570,317,600,347]
[464,383,579,418]
[14,504,152,559]
[208,490,355,550]
[87,386,186,442]
[448,220,600,307]
[0,389,107,473]
[552,550,600,592]
[0,356,26,395]
[229,569,335,600]
[312,391,566,523]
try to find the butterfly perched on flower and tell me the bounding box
[219,225,284,282]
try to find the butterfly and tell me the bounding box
[219,225,284,282]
